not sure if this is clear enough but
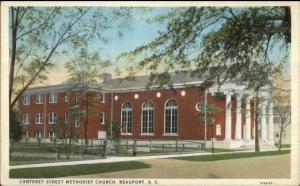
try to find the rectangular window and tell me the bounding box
[36,94,43,104]
[23,96,30,105]
[49,93,57,103]
[23,113,30,124]
[49,131,55,141]
[35,131,42,140]
[75,116,80,127]
[100,93,105,103]
[35,113,43,124]
[100,112,105,125]
[64,93,69,102]
[48,112,57,124]
[75,94,79,106]
[64,111,69,124]
[216,124,221,136]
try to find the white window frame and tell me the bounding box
[121,102,132,135]
[23,96,30,105]
[164,99,178,135]
[35,131,42,140]
[75,115,80,127]
[64,93,69,102]
[49,93,57,103]
[100,93,105,103]
[141,101,154,135]
[216,124,221,136]
[64,111,69,124]
[49,131,55,141]
[23,113,30,125]
[100,112,105,125]
[48,112,57,124]
[75,94,80,106]
[36,94,43,104]
[35,113,43,124]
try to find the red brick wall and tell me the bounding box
[19,87,255,141]
[19,91,111,140]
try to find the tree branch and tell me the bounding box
[11,8,91,109]
[16,8,57,40]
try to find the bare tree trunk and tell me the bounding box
[278,125,284,151]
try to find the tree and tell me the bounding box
[9,6,131,139]
[65,45,110,144]
[106,122,121,154]
[120,7,291,151]
[272,75,291,151]
[9,109,23,143]
[197,99,221,155]
[56,116,80,159]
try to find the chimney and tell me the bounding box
[102,73,112,83]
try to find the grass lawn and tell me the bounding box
[10,161,151,178]
[204,148,244,153]
[275,144,291,148]
[172,150,290,162]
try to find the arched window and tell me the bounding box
[142,101,154,134]
[165,99,178,134]
[121,102,132,134]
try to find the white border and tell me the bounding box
[1,1,299,186]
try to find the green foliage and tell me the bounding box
[10,161,151,178]
[10,7,132,109]
[120,7,290,91]
[106,122,121,153]
[9,109,23,143]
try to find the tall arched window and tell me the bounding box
[142,101,154,134]
[121,102,132,134]
[165,99,178,134]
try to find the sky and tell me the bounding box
[45,8,171,85]
[15,7,289,86]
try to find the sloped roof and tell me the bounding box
[104,71,201,90]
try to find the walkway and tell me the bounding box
[10,148,284,170]
[68,154,290,179]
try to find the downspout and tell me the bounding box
[43,92,47,142]
[204,90,208,147]
[110,92,113,136]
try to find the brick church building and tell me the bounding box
[18,72,275,149]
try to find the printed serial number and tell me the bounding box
[260,181,273,184]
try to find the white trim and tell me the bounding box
[120,102,132,135]
[164,99,179,135]
[64,93,69,102]
[35,94,43,104]
[100,112,105,125]
[35,113,43,124]
[23,95,30,105]
[100,92,106,103]
[195,101,202,112]
[140,101,154,135]
[121,133,133,136]
[23,113,30,125]
[75,116,80,127]
[48,112,57,124]
[140,133,154,136]
[49,93,57,103]
[64,111,69,124]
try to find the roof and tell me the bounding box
[104,71,201,91]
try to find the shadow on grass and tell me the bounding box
[10,161,151,178]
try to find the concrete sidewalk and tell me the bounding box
[10,148,287,170]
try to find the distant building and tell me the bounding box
[273,106,291,145]
[18,72,275,149]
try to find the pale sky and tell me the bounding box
[37,7,289,86]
